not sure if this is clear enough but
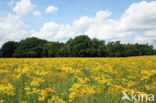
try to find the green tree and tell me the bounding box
[65,35,92,57]
[0,35,155,57]
[0,49,2,57]
[106,41,125,57]
[57,46,69,57]
[13,37,48,57]
[124,43,135,56]
[91,38,107,57]
[44,42,64,57]
[1,41,18,57]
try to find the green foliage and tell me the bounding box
[1,41,18,57]
[57,46,69,57]
[0,35,155,57]
[44,42,64,57]
[65,35,92,57]
[124,43,154,56]
[91,38,107,57]
[0,49,2,57]
[106,41,125,57]
[13,37,47,57]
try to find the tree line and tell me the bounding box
[0,35,155,58]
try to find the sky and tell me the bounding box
[0,0,156,48]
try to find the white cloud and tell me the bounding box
[32,10,130,41]
[72,10,130,40]
[13,0,35,15]
[145,30,156,37]
[125,1,156,48]
[73,11,111,32]
[134,35,156,48]
[33,10,42,16]
[31,21,75,41]
[85,1,156,40]
[134,29,156,48]
[4,1,155,48]
[32,1,156,44]
[45,5,58,13]
[0,14,28,46]
[119,1,156,31]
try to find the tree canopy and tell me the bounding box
[1,41,18,57]
[12,37,48,57]
[0,35,155,58]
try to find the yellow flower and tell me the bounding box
[0,100,4,103]
[48,96,66,103]
[0,83,15,96]
[30,77,45,87]
[21,101,27,103]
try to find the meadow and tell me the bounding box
[0,56,155,103]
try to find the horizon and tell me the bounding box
[1,35,156,47]
[0,0,156,48]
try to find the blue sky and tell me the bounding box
[0,0,156,48]
[0,0,150,28]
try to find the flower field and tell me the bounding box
[0,56,156,103]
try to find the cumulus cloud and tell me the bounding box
[31,10,131,41]
[33,10,42,16]
[45,5,58,13]
[72,10,130,40]
[85,1,156,40]
[134,35,156,48]
[73,11,111,32]
[32,1,156,48]
[31,21,75,41]
[119,1,156,31]
[1,1,156,48]
[134,30,156,48]
[0,14,28,46]
[13,0,35,15]
[127,1,156,48]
